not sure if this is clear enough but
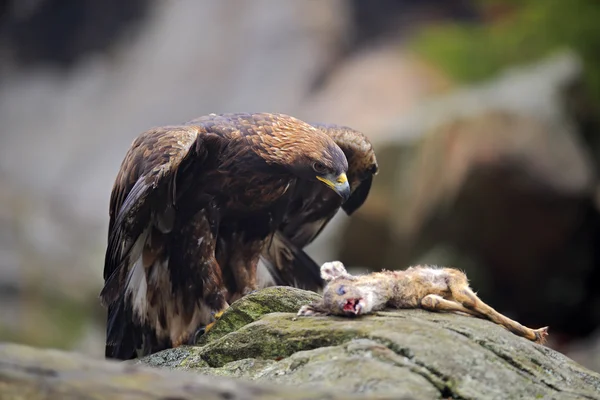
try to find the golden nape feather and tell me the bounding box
[101,112,377,360]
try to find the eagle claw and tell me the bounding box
[204,307,228,334]
[189,327,205,344]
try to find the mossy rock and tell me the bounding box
[196,286,322,345]
[138,286,600,399]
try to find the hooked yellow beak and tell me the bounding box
[316,172,351,201]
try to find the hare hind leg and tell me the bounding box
[444,270,548,344]
[420,294,481,318]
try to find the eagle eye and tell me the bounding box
[313,161,328,174]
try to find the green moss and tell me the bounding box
[411,0,600,104]
[197,286,322,345]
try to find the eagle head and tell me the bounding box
[306,142,350,202]
[281,140,350,202]
[253,114,350,201]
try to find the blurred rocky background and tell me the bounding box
[1,0,599,372]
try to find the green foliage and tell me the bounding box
[412,0,600,102]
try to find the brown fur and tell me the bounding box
[298,261,549,344]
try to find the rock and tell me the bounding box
[138,286,600,399]
[0,343,387,400]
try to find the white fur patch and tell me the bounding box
[428,268,445,277]
[417,267,449,292]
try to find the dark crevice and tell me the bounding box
[413,361,465,400]
[411,359,466,400]
[475,341,566,393]
[530,357,544,367]
[476,341,542,379]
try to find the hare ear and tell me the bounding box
[320,261,348,281]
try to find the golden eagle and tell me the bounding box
[100,113,351,360]
[257,124,378,291]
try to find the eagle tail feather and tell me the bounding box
[104,298,139,360]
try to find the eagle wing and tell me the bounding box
[101,125,225,359]
[258,124,378,291]
[102,125,223,302]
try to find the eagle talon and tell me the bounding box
[204,321,217,333]
[189,327,206,344]
[204,307,228,333]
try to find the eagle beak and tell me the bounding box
[317,172,351,201]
